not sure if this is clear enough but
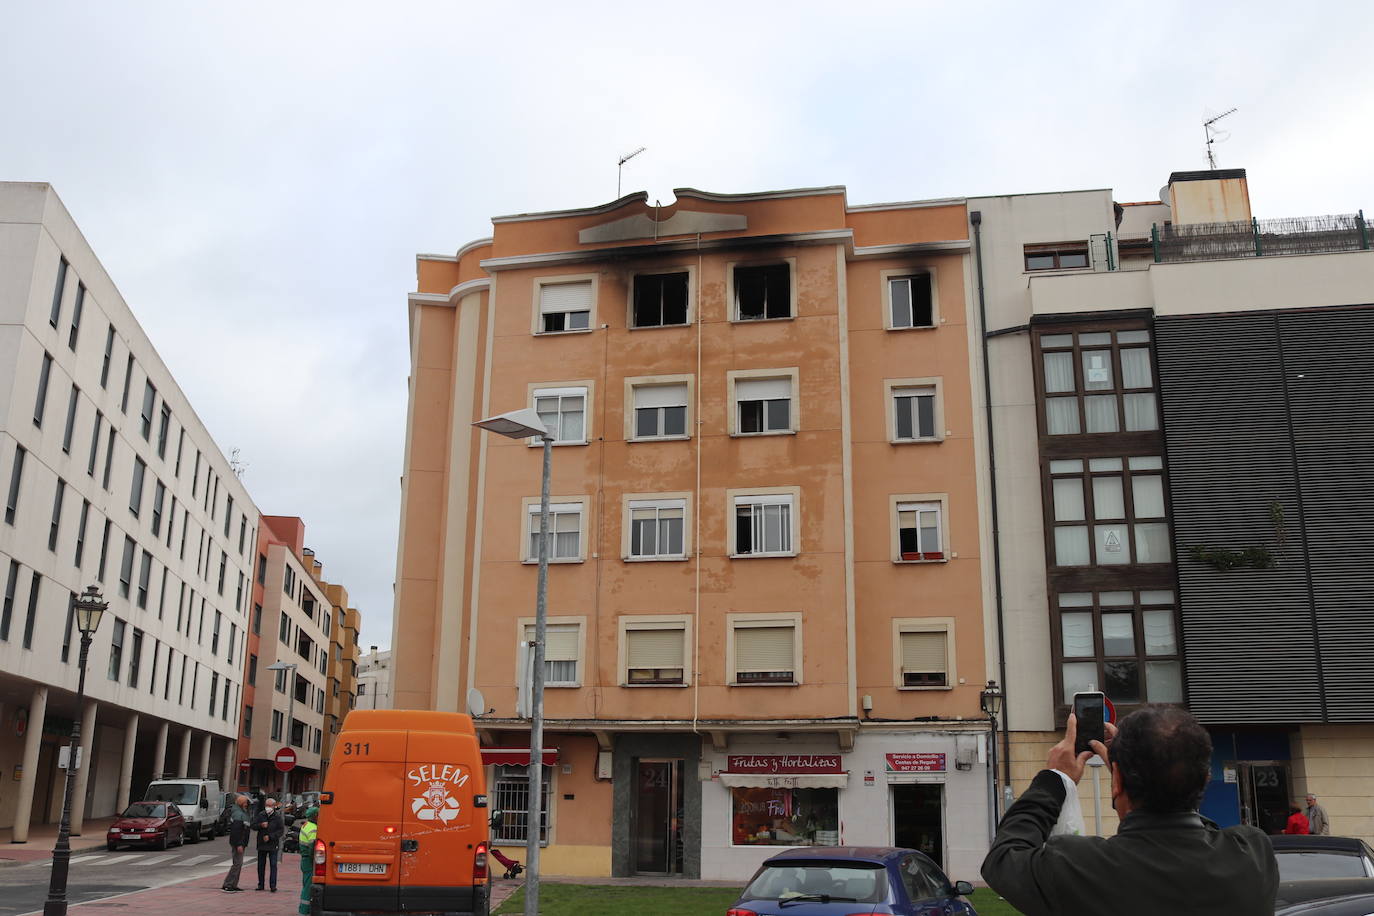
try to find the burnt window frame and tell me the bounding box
[630,269,691,329]
[731,260,794,322]
[885,269,937,330]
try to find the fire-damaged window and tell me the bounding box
[734,263,791,320]
[632,272,689,327]
[888,272,934,329]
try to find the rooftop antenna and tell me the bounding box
[617,146,646,198]
[228,447,248,480]
[1204,108,1238,169]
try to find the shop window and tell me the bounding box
[632,272,689,327]
[887,272,935,329]
[734,263,792,321]
[730,786,838,846]
[491,765,551,844]
[896,501,943,561]
[536,279,592,334]
[533,387,587,444]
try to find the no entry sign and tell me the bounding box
[274,747,297,772]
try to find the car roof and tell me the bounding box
[761,846,917,866]
[1276,878,1374,907]
[1277,892,1374,916]
[1272,836,1371,854]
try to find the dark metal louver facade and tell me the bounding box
[1155,305,1374,724]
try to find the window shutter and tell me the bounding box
[735,625,794,672]
[526,623,578,662]
[539,281,592,315]
[627,628,684,668]
[901,631,947,675]
[633,383,688,409]
[736,378,791,401]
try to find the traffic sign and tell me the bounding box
[274,747,297,772]
[238,759,251,771]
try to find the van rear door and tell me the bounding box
[319,728,407,913]
[399,725,485,913]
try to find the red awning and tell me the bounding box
[480,748,559,767]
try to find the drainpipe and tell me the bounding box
[970,211,1011,806]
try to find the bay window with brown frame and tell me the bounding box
[1033,319,1184,715]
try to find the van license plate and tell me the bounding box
[337,863,388,875]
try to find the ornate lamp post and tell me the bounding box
[980,680,1005,832]
[44,586,108,916]
[473,407,552,916]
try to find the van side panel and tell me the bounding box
[399,727,489,913]
[318,729,407,914]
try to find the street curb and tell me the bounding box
[12,860,234,916]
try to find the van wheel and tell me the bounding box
[186,825,200,843]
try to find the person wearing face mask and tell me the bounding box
[254,797,285,893]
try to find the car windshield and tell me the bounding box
[742,862,887,903]
[122,803,165,818]
[146,783,199,805]
[1275,850,1370,880]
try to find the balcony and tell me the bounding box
[1150,213,1370,263]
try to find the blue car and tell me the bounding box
[727,846,977,916]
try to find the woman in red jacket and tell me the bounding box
[1284,805,1311,835]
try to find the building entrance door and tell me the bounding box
[1239,762,1290,835]
[633,758,683,875]
[892,784,944,869]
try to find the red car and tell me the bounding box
[106,801,186,851]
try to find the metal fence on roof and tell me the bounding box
[1152,212,1370,262]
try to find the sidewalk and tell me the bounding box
[0,818,119,864]
[52,866,306,915]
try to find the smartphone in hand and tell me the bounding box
[1073,691,1106,756]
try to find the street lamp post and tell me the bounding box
[473,408,552,916]
[44,586,108,916]
[980,680,1005,837]
[267,661,298,800]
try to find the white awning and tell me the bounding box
[718,772,849,789]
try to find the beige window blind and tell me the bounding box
[735,625,794,673]
[626,627,684,669]
[901,630,947,677]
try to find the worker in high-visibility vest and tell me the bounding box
[297,807,319,916]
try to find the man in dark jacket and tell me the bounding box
[221,795,251,892]
[254,797,286,892]
[982,704,1278,916]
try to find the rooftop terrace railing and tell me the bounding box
[1152,212,1370,263]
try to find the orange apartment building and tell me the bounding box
[392,186,994,881]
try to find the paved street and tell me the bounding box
[0,840,302,916]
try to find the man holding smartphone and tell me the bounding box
[981,704,1278,915]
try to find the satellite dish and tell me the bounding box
[466,688,487,718]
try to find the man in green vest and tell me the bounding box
[297,807,319,916]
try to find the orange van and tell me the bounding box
[312,710,492,916]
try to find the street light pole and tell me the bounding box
[472,407,554,916]
[44,586,108,916]
[980,680,1005,839]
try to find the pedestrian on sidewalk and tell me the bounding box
[222,795,251,892]
[254,797,285,892]
[297,806,319,916]
[1305,794,1330,836]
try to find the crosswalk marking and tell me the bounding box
[139,853,176,866]
[39,851,231,869]
[181,854,216,867]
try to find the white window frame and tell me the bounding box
[618,614,692,687]
[627,266,694,329]
[528,381,593,446]
[520,496,588,564]
[881,267,939,330]
[890,493,950,564]
[517,615,585,688]
[624,375,693,442]
[727,612,803,686]
[727,257,797,322]
[621,492,691,561]
[885,378,945,444]
[728,487,800,558]
[532,274,596,335]
[727,368,799,437]
[891,617,956,691]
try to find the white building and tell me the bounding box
[354,647,391,710]
[0,182,258,841]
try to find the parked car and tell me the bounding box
[1273,836,1374,881]
[1278,894,1374,916]
[727,846,976,916]
[106,801,186,851]
[1277,878,1374,913]
[143,777,223,843]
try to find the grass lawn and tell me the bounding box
[495,883,1024,915]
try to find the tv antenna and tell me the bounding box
[1204,108,1238,169]
[228,447,248,480]
[617,146,646,198]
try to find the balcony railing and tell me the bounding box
[1152,212,1370,263]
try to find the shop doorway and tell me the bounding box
[1239,762,1290,835]
[892,784,943,869]
[633,758,683,875]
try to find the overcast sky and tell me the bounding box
[3,1,1371,650]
